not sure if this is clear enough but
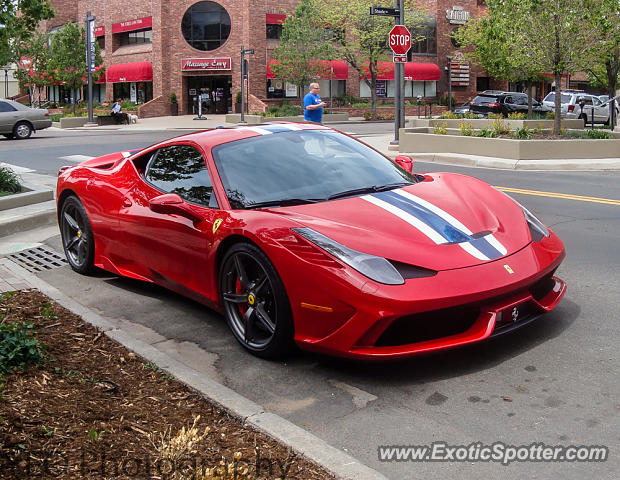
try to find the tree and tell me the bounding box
[0,0,55,70]
[453,4,544,118]
[48,22,102,114]
[271,0,333,98]
[583,0,619,128]
[311,0,426,118]
[17,31,53,106]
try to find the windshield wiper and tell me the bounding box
[247,198,322,209]
[327,182,411,200]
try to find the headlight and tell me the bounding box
[292,227,405,285]
[493,188,550,241]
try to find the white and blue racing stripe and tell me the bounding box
[362,189,507,261]
[238,124,302,135]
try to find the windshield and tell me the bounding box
[212,129,418,209]
[471,95,498,104]
[543,93,571,104]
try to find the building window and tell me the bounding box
[119,29,152,46]
[182,1,231,51]
[266,24,282,39]
[97,36,105,50]
[410,16,436,55]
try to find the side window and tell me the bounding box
[504,96,513,104]
[516,96,527,105]
[145,145,218,208]
[0,101,17,112]
[592,96,601,106]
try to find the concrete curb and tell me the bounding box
[1,259,389,480]
[0,202,57,238]
[407,153,620,171]
[0,181,53,211]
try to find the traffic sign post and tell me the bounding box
[387,8,410,145]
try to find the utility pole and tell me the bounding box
[239,46,254,124]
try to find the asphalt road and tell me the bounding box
[2,129,619,479]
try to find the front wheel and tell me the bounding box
[219,242,293,358]
[13,122,32,140]
[59,195,95,274]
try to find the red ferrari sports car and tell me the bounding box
[56,122,566,359]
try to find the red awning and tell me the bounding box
[361,62,440,81]
[266,59,348,80]
[266,13,287,24]
[106,62,153,83]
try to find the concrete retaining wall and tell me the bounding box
[398,130,620,160]
[59,116,89,128]
[225,113,349,124]
[408,118,585,130]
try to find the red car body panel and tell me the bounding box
[56,123,566,359]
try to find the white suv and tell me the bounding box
[542,90,611,125]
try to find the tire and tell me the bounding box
[578,114,587,128]
[219,242,294,358]
[59,195,95,274]
[13,122,33,140]
[2,133,14,139]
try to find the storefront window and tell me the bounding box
[410,16,437,55]
[266,24,282,39]
[119,29,152,46]
[182,1,231,51]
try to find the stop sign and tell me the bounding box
[388,25,411,56]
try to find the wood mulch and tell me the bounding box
[0,290,336,480]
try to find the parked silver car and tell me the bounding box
[542,90,612,125]
[0,99,52,139]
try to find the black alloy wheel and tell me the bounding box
[60,196,95,274]
[219,242,293,358]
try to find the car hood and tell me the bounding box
[272,173,532,271]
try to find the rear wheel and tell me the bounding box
[219,242,293,358]
[13,122,32,140]
[60,196,95,274]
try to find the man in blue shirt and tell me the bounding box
[303,83,326,123]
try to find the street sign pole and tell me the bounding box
[391,0,400,145]
[398,1,405,132]
[240,46,246,124]
[85,12,96,125]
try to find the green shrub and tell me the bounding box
[351,101,371,108]
[0,166,20,194]
[513,126,533,139]
[459,120,475,136]
[546,111,555,119]
[508,112,526,120]
[169,92,177,103]
[491,118,510,136]
[235,91,242,104]
[476,127,497,138]
[488,112,504,119]
[439,111,462,119]
[50,113,63,122]
[120,100,139,111]
[0,322,44,374]
[432,121,448,135]
[464,112,478,119]
[583,129,612,139]
[265,102,303,117]
[438,94,457,106]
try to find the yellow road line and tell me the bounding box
[495,186,620,206]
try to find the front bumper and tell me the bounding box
[291,235,566,360]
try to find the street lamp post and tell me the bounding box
[85,11,96,125]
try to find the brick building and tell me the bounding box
[43,0,505,117]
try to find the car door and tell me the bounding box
[117,143,220,299]
[591,96,607,123]
[0,100,18,134]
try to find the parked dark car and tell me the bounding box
[453,100,471,115]
[469,91,551,118]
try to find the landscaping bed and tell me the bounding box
[0,290,335,480]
